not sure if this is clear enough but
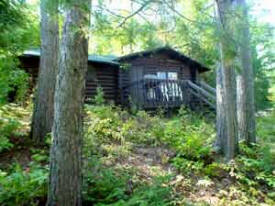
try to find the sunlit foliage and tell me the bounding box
[0,0,39,104]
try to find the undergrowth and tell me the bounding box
[0,103,274,205]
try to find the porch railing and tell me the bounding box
[187,80,216,109]
[122,78,216,109]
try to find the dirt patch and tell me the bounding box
[0,147,32,169]
[110,145,177,181]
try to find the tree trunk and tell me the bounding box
[236,0,256,144]
[47,0,90,205]
[215,63,226,153]
[236,74,246,140]
[216,0,238,161]
[31,0,59,143]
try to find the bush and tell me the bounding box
[93,86,105,105]
[0,115,20,153]
[0,163,48,206]
[0,104,31,152]
[83,158,173,206]
[162,109,214,161]
[83,167,131,204]
[235,143,275,188]
[117,176,173,206]
[83,157,132,204]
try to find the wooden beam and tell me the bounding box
[199,81,216,94]
[189,89,216,109]
[187,80,216,101]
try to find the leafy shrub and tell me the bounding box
[0,163,48,206]
[203,162,226,178]
[162,111,214,161]
[84,168,130,204]
[115,176,173,206]
[94,86,105,105]
[84,105,161,148]
[235,143,275,188]
[83,157,131,204]
[83,161,173,206]
[0,104,31,152]
[172,156,204,175]
[0,118,20,152]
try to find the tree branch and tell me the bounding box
[117,0,151,27]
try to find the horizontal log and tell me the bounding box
[86,85,117,89]
[86,81,117,84]
[187,80,216,102]
[189,89,216,109]
[199,81,216,94]
[85,91,117,95]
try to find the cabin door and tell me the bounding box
[129,67,144,108]
[190,69,196,82]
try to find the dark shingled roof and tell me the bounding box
[117,46,209,73]
[23,49,119,66]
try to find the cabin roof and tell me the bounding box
[117,46,209,73]
[23,49,119,66]
[22,47,210,72]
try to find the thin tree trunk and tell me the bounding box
[236,74,246,140]
[236,0,256,144]
[47,0,90,205]
[215,63,226,153]
[31,0,59,143]
[216,0,238,161]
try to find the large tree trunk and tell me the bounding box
[31,0,59,143]
[216,0,238,161]
[47,0,90,205]
[236,0,256,145]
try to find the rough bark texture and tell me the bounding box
[216,0,238,161]
[47,1,90,205]
[215,64,226,153]
[236,0,256,144]
[31,0,59,143]
[236,75,246,140]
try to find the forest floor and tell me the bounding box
[0,103,274,206]
[104,144,227,205]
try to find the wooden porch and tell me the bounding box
[121,79,216,110]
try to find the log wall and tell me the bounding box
[19,52,201,108]
[119,54,198,106]
[19,56,119,104]
[85,62,119,103]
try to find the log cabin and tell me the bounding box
[19,47,216,110]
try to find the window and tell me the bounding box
[144,74,157,79]
[144,71,182,101]
[156,72,178,80]
[144,72,178,80]
[168,72,178,80]
[157,72,166,79]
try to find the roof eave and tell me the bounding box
[117,47,210,72]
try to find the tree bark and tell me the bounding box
[47,0,90,205]
[215,63,226,153]
[236,0,256,145]
[216,0,238,161]
[31,0,59,143]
